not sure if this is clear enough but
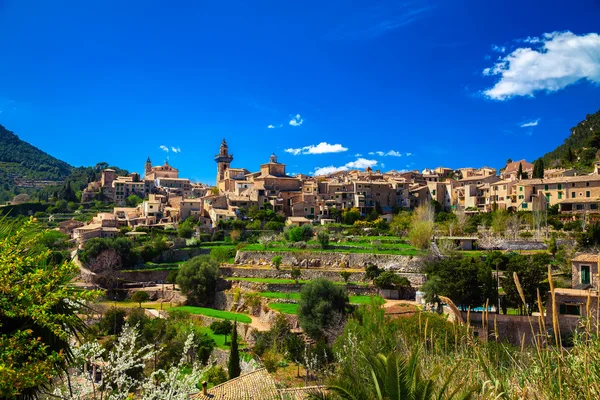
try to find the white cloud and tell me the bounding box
[314,158,378,176]
[369,150,404,157]
[491,44,506,53]
[354,153,363,157]
[483,31,600,100]
[159,145,169,152]
[267,124,275,129]
[520,119,540,128]
[171,147,181,153]
[285,142,348,156]
[406,152,412,156]
[289,114,303,126]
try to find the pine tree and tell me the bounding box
[228,320,241,379]
[533,159,545,179]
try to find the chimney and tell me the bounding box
[202,381,208,395]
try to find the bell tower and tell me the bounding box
[214,139,234,186]
[145,157,152,178]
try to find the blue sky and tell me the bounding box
[1,0,600,184]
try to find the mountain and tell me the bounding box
[0,124,74,202]
[541,109,600,171]
[0,124,73,180]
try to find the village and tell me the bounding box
[44,138,600,397]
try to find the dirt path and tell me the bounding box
[248,317,271,332]
[383,299,419,308]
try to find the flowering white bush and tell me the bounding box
[50,324,208,400]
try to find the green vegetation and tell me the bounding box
[242,242,421,256]
[541,108,600,171]
[169,306,252,323]
[298,279,348,340]
[0,219,96,397]
[228,320,241,379]
[268,302,299,315]
[176,256,219,306]
[226,277,368,286]
[260,291,381,305]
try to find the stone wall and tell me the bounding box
[235,250,425,272]
[221,266,426,287]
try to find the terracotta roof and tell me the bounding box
[277,386,326,399]
[190,368,278,399]
[572,254,599,263]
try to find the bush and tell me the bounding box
[317,231,330,249]
[99,307,127,335]
[272,255,282,270]
[262,350,280,373]
[408,220,433,249]
[131,291,150,307]
[298,279,348,340]
[176,256,219,305]
[264,221,284,231]
[286,225,313,242]
[373,271,410,290]
[210,320,233,335]
[210,247,234,263]
[204,365,228,386]
[291,267,301,283]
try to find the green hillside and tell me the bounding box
[541,109,600,171]
[0,124,73,180]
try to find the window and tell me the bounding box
[587,182,590,187]
[581,266,591,285]
[572,192,576,198]
[519,195,524,199]
[587,191,591,198]
[572,183,576,187]
[576,204,584,211]
[519,187,523,192]
[560,304,581,315]
[545,193,550,202]
[522,202,528,209]
[432,190,436,195]
[544,184,548,191]
[558,184,562,190]
[558,192,562,199]
[592,204,598,210]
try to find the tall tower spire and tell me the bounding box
[214,139,234,187]
[145,157,152,178]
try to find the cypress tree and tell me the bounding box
[533,159,545,179]
[228,320,241,379]
[517,163,523,180]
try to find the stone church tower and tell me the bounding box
[145,157,152,178]
[214,139,233,186]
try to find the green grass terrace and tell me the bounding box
[241,240,422,256]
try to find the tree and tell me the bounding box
[339,270,352,284]
[421,275,443,312]
[502,253,550,315]
[210,246,232,263]
[365,263,382,281]
[178,218,196,239]
[272,255,282,270]
[176,256,220,305]
[342,208,361,225]
[131,291,150,307]
[0,220,95,398]
[425,255,495,310]
[291,267,302,283]
[99,307,127,335]
[210,320,233,335]
[548,234,558,257]
[373,271,410,290]
[533,159,545,179]
[88,248,122,288]
[126,194,143,207]
[517,162,524,180]
[298,279,348,340]
[228,320,241,379]
[317,231,330,249]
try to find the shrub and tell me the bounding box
[230,229,242,243]
[339,270,351,283]
[291,267,302,283]
[317,231,330,249]
[262,350,280,373]
[176,256,219,306]
[298,279,348,340]
[99,307,126,335]
[210,320,233,335]
[130,291,150,307]
[204,365,228,386]
[210,247,233,263]
[373,271,410,290]
[272,255,282,270]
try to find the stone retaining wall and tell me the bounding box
[221,266,426,287]
[235,250,425,272]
